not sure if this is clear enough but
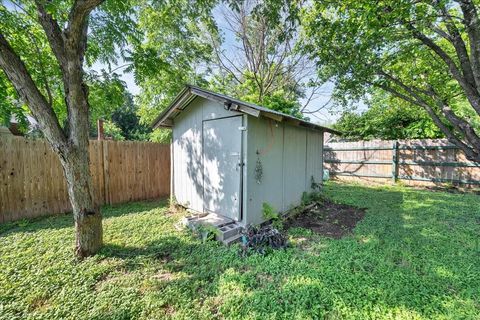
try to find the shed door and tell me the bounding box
[203,116,243,220]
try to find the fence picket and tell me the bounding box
[0,137,170,223]
[325,139,480,187]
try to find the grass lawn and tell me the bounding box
[0,182,479,319]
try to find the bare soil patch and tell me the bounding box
[284,199,366,239]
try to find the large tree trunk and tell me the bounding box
[60,145,103,258]
[0,1,105,258]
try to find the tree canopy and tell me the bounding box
[133,0,328,132]
[5,0,480,153]
[1,0,333,143]
[0,0,218,257]
[0,0,135,134]
[303,0,480,161]
[334,91,443,140]
[207,0,311,119]
[132,0,217,125]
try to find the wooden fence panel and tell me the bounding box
[0,136,170,223]
[325,139,480,187]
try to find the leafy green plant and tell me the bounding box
[1,185,479,319]
[193,224,219,243]
[103,121,125,141]
[262,202,278,221]
[301,192,310,206]
[301,190,323,206]
[310,176,322,191]
[149,128,172,143]
[262,202,283,230]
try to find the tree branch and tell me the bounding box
[374,71,480,161]
[405,22,480,114]
[433,3,477,90]
[0,34,66,150]
[426,85,480,152]
[30,34,53,106]
[66,0,104,54]
[35,1,67,70]
[377,81,478,159]
[302,97,332,114]
[457,0,480,90]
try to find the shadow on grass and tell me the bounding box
[92,184,479,318]
[99,236,191,262]
[1,183,479,318]
[0,198,169,236]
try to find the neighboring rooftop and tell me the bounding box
[152,85,341,135]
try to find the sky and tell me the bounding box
[2,0,366,125]
[100,64,342,125]
[211,5,344,125]
[88,4,350,126]
[2,0,361,126]
[91,60,140,96]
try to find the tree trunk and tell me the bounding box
[60,144,103,258]
[0,2,105,258]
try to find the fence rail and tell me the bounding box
[0,136,170,223]
[324,139,480,187]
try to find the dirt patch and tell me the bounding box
[28,295,51,312]
[284,199,366,239]
[153,270,179,282]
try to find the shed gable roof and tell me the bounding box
[151,85,341,135]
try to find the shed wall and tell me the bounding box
[244,117,285,225]
[172,97,240,213]
[172,97,324,225]
[306,130,324,187]
[283,125,308,208]
[245,117,324,225]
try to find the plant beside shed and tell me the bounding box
[154,85,340,245]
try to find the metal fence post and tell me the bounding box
[392,141,399,183]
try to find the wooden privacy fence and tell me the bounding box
[0,136,170,223]
[324,139,480,187]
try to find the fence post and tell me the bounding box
[102,140,110,205]
[392,141,399,183]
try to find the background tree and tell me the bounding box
[303,0,480,161]
[1,65,131,138]
[0,72,29,131]
[111,92,151,141]
[209,0,325,118]
[334,90,444,140]
[133,0,332,137]
[132,0,217,142]
[87,70,127,134]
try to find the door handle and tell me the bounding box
[236,162,244,171]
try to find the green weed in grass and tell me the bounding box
[0,183,479,319]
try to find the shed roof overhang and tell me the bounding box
[151,85,342,135]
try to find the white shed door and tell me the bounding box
[203,116,242,220]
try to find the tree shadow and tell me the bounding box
[0,198,168,236]
[227,185,477,317]
[175,115,241,217]
[3,183,478,318]
[92,184,480,318]
[399,140,480,187]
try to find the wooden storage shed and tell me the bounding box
[153,85,339,241]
